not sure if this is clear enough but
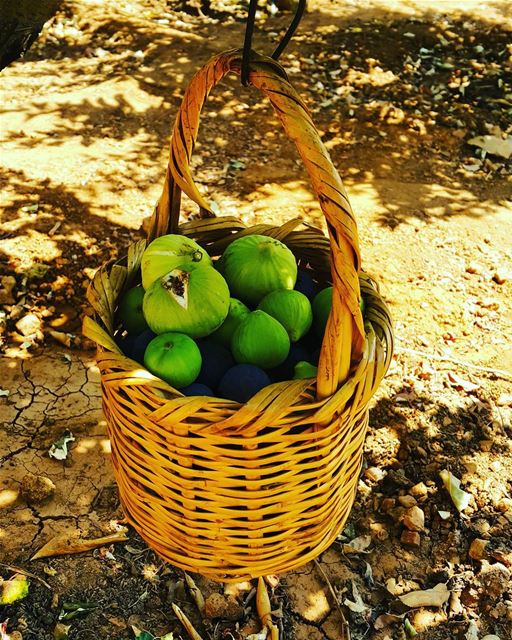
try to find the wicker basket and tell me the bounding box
[83,49,393,582]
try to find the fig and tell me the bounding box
[218,364,271,403]
[258,289,312,342]
[117,287,149,335]
[209,298,250,348]
[143,265,230,338]
[196,340,235,388]
[143,332,201,389]
[217,234,297,305]
[231,310,290,369]
[141,234,211,290]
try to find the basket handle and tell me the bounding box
[148,49,364,398]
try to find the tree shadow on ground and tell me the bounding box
[1,0,510,239]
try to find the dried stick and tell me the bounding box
[314,559,351,640]
[395,346,512,380]
[0,562,52,590]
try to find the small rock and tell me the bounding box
[20,474,56,504]
[482,635,501,640]
[403,506,425,531]
[370,522,389,541]
[49,304,80,331]
[469,538,489,560]
[415,445,428,458]
[479,561,511,600]
[400,530,421,547]
[223,581,252,598]
[381,498,396,512]
[398,495,417,508]
[15,313,43,337]
[493,270,508,285]
[479,439,493,452]
[497,498,512,512]
[410,482,428,498]
[466,262,483,274]
[204,592,244,621]
[496,393,512,407]
[0,275,16,305]
[461,587,479,607]
[364,466,386,482]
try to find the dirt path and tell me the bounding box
[1,1,511,639]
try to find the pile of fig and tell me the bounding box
[116,234,343,402]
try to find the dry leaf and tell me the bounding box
[184,573,205,614]
[398,583,450,608]
[468,134,512,159]
[31,532,128,560]
[374,613,404,629]
[447,372,480,393]
[344,580,368,613]
[440,469,472,513]
[342,534,372,554]
[465,620,479,640]
[246,631,268,640]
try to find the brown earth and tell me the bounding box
[1,1,511,639]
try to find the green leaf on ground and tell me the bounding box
[0,575,29,605]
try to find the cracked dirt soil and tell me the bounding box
[1,1,512,639]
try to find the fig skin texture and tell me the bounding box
[209,298,250,349]
[231,310,290,369]
[143,332,201,389]
[258,289,313,342]
[141,234,211,290]
[143,265,230,338]
[217,234,297,306]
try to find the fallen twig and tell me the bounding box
[314,559,351,640]
[0,562,51,590]
[395,346,512,380]
[172,602,204,640]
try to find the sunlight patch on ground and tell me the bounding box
[0,230,61,270]
[316,0,512,25]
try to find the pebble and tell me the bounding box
[381,497,396,512]
[204,593,244,621]
[496,393,512,407]
[0,275,16,305]
[479,439,493,452]
[403,506,425,531]
[370,522,389,541]
[496,498,512,512]
[364,466,386,482]
[492,270,508,285]
[469,538,489,560]
[466,261,483,274]
[410,482,428,498]
[20,474,56,504]
[15,313,43,337]
[479,561,511,599]
[400,530,421,546]
[398,495,417,508]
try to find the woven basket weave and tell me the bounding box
[83,49,393,582]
